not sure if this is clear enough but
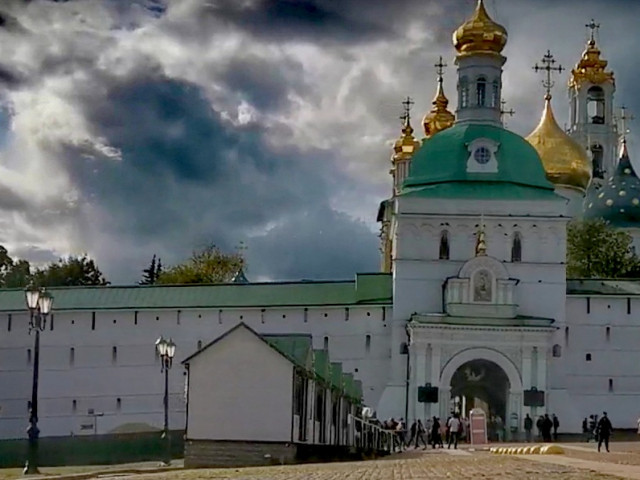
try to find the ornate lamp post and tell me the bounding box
[155,336,175,466]
[24,286,53,475]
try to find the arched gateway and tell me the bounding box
[439,348,523,439]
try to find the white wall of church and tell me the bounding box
[0,304,391,440]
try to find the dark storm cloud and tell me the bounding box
[249,207,379,280]
[220,55,308,112]
[0,64,23,87]
[195,0,471,46]
[58,74,377,280]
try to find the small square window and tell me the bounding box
[586,353,592,361]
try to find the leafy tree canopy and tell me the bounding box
[567,218,640,278]
[0,248,109,288]
[157,244,244,284]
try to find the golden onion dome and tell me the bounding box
[569,38,614,89]
[525,96,591,191]
[392,115,420,163]
[453,0,507,56]
[422,77,455,139]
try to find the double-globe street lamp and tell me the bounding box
[24,286,54,475]
[155,336,176,466]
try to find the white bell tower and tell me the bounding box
[567,20,617,184]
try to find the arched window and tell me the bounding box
[571,93,577,126]
[587,86,605,124]
[552,344,562,358]
[511,232,522,262]
[476,76,487,107]
[491,80,500,108]
[591,144,604,179]
[460,77,469,109]
[439,230,450,260]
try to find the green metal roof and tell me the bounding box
[330,362,343,392]
[312,349,331,382]
[263,335,313,369]
[401,182,560,201]
[403,123,555,197]
[0,273,392,312]
[567,279,640,296]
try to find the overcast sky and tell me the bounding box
[0,0,639,284]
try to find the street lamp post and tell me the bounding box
[24,286,53,475]
[155,336,175,466]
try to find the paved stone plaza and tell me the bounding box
[85,443,640,480]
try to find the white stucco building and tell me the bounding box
[1,1,640,451]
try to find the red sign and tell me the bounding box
[469,408,488,445]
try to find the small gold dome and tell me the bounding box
[569,38,614,89]
[525,96,591,191]
[392,116,420,163]
[453,0,507,56]
[423,78,455,139]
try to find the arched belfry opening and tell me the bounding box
[587,86,605,124]
[476,76,487,107]
[591,143,604,179]
[450,359,510,427]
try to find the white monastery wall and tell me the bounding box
[0,305,390,440]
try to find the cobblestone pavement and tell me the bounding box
[115,451,622,480]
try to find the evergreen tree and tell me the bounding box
[140,255,158,285]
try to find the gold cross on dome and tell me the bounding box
[500,99,515,124]
[434,56,447,78]
[400,96,414,124]
[533,50,564,99]
[586,19,600,43]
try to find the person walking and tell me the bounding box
[541,414,553,442]
[552,414,560,441]
[597,412,613,453]
[536,415,544,441]
[430,416,441,449]
[524,414,533,443]
[447,414,462,449]
[582,417,589,442]
[636,415,640,437]
[415,419,428,449]
[408,420,417,447]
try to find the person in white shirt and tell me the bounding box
[447,413,462,449]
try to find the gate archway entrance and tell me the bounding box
[439,348,524,440]
[450,359,509,421]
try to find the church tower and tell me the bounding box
[568,20,616,184]
[452,0,507,126]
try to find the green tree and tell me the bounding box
[32,255,109,287]
[157,244,244,284]
[567,219,640,278]
[140,254,162,285]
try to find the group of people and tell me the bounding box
[522,413,560,442]
[382,414,467,451]
[582,412,614,452]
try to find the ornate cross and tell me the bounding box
[619,105,634,137]
[533,50,564,99]
[500,99,515,124]
[400,96,414,124]
[434,56,447,79]
[586,19,600,43]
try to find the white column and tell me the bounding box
[431,344,442,420]
[414,343,427,422]
[537,346,548,408]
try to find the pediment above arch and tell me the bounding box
[458,255,509,280]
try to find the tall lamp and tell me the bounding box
[155,336,176,465]
[24,286,53,475]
